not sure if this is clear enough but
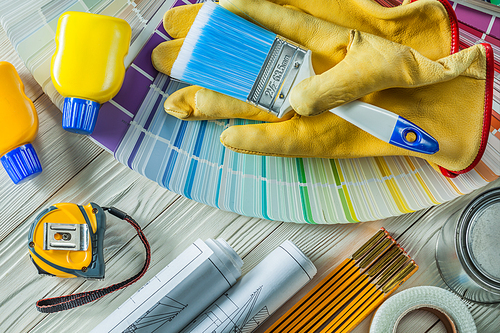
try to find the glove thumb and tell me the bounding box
[290,29,475,116]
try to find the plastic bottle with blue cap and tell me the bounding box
[51,11,131,135]
[0,61,42,184]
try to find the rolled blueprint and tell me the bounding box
[180,240,317,333]
[92,238,243,333]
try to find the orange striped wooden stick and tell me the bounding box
[264,228,418,333]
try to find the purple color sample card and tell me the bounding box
[454,3,495,33]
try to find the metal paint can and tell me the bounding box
[436,187,500,304]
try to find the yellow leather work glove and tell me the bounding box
[152,0,493,177]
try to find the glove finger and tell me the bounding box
[165,85,291,122]
[163,3,202,39]
[220,112,395,158]
[151,38,184,75]
[290,30,400,116]
[220,107,460,168]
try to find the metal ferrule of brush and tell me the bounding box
[247,36,308,118]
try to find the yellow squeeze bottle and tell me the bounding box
[51,12,131,135]
[0,61,42,184]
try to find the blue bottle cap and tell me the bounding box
[62,97,100,135]
[1,143,42,184]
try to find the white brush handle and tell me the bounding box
[330,101,439,154]
[281,51,439,154]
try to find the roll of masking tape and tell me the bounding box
[370,286,476,333]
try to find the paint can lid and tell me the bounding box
[459,188,500,288]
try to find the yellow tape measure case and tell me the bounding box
[28,202,106,279]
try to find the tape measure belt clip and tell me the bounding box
[43,222,89,251]
[28,202,106,279]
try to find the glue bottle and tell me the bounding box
[51,11,131,135]
[0,61,42,184]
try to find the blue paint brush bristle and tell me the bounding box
[171,2,277,102]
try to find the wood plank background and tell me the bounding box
[1,23,500,333]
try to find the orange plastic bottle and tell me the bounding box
[51,12,131,135]
[0,61,42,184]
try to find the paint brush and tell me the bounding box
[170,2,439,154]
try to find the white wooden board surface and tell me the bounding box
[1,24,500,333]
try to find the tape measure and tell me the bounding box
[28,202,150,313]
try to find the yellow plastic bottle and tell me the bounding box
[0,61,42,184]
[51,12,131,135]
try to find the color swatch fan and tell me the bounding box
[1,0,499,223]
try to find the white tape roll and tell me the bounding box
[370,286,476,333]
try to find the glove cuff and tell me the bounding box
[438,43,494,178]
